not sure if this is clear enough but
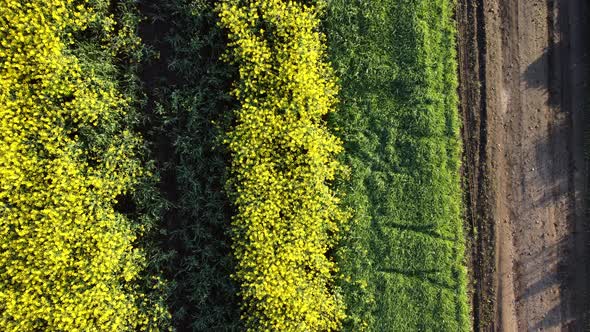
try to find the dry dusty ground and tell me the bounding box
[458,0,590,331]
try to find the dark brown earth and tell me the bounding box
[457,0,590,331]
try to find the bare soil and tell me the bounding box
[458,0,590,331]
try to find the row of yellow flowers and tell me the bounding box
[0,1,167,330]
[218,0,348,330]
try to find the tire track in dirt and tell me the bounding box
[458,0,590,330]
[457,0,496,329]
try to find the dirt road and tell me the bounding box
[458,0,589,330]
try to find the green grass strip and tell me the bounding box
[324,0,470,330]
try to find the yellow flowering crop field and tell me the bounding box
[0,0,471,331]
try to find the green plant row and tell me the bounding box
[324,0,470,330]
[136,0,243,330]
[0,0,168,330]
[218,0,348,330]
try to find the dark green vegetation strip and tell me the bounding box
[325,0,470,330]
[137,0,242,330]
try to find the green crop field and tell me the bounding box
[324,0,469,330]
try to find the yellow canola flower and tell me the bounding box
[218,0,348,331]
[0,0,168,331]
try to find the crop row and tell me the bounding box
[136,0,242,329]
[0,0,168,330]
[219,0,347,330]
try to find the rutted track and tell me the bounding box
[458,0,590,330]
[457,0,495,330]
